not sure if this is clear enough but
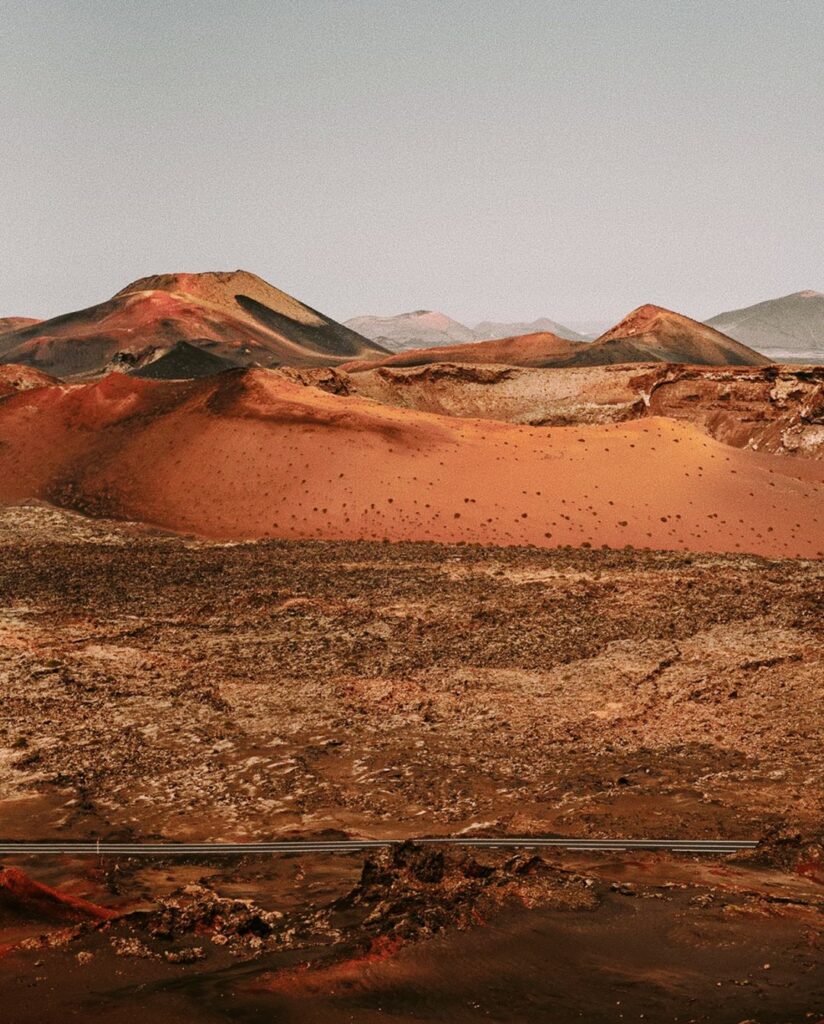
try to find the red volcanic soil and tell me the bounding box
[0,369,820,557]
[568,304,770,367]
[254,936,406,997]
[342,331,585,372]
[0,868,115,924]
[0,363,59,397]
[0,270,384,377]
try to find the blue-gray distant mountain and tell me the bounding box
[344,311,477,351]
[706,291,824,363]
[472,318,585,342]
[345,311,584,351]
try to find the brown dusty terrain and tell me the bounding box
[0,368,821,556]
[1,505,822,841]
[0,340,821,1019]
[0,506,822,1020]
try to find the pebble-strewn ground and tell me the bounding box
[0,505,822,1022]
[0,505,821,843]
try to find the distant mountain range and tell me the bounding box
[472,318,586,342]
[344,310,476,350]
[2,283,820,380]
[346,291,823,362]
[342,305,767,372]
[345,311,588,350]
[705,291,824,363]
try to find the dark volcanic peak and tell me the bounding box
[0,270,384,378]
[595,303,676,340]
[129,340,240,380]
[569,304,770,367]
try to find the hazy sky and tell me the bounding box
[2,0,822,327]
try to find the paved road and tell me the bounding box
[0,837,758,857]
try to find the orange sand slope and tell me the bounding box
[0,369,820,557]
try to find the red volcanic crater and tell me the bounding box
[0,368,820,558]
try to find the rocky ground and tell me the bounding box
[289,362,824,458]
[0,504,822,1021]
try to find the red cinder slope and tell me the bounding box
[0,369,820,557]
[0,867,115,923]
[0,271,385,377]
[341,331,586,372]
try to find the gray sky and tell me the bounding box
[2,0,822,327]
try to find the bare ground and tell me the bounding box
[0,504,822,1021]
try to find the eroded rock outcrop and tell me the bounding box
[316,362,824,458]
